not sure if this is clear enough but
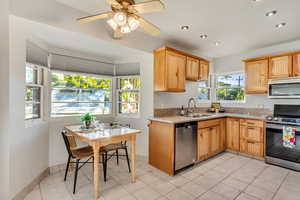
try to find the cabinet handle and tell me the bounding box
[248,127,256,130]
[247,122,255,125]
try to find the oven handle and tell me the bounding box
[266,123,300,130]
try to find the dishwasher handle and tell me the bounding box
[175,122,197,129]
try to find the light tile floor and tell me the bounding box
[24,152,300,200]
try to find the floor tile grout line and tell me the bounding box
[190,154,254,200]
[271,170,290,200]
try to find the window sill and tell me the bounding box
[116,114,140,119]
[25,118,45,128]
[218,100,246,104]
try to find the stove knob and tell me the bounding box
[266,116,273,121]
[273,117,279,121]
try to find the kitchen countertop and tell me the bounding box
[149,113,267,124]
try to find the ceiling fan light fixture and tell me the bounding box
[128,16,140,31]
[107,18,118,30]
[120,24,131,34]
[114,11,127,26]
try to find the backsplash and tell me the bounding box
[154,107,272,117]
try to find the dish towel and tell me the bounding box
[283,126,296,149]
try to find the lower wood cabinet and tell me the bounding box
[226,118,240,151]
[148,121,175,175]
[197,119,225,161]
[240,139,264,157]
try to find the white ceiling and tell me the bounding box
[55,0,300,58]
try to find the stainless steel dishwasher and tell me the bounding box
[175,122,197,171]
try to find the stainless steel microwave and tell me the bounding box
[268,78,300,99]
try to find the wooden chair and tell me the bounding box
[101,141,131,181]
[61,131,106,194]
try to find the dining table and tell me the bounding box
[64,124,141,200]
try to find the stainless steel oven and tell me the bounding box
[268,78,300,99]
[265,104,300,171]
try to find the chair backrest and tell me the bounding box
[61,131,77,158]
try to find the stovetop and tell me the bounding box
[266,116,300,126]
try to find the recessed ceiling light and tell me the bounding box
[181,26,189,30]
[252,0,261,2]
[215,42,221,46]
[275,22,286,28]
[265,10,277,17]
[200,34,208,39]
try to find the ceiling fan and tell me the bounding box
[77,0,165,39]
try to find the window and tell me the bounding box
[197,80,210,101]
[25,63,44,120]
[216,73,245,101]
[117,77,140,116]
[51,71,112,117]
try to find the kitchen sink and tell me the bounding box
[185,113,213,118]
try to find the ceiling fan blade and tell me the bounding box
[106,0,123,9]
[130,0,165,14]
[138,16,160,36]
[77,11,114,23]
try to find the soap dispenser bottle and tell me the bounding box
[180,106,185,116]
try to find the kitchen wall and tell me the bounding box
[0,0,10,199]
[214,39,300,110]
[9,16,50,198]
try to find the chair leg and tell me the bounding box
[125,147,131,173]
[116,149,119,165]
[104,152,108,181]
[73,159,80,194]
[64,156,71,181]
[102,153,107,182]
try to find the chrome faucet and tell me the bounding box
[187,98,197,114]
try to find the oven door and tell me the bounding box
[266,123,300,163]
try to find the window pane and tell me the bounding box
[25,103,40,119]
[78,89,111,102]
[198,88,210,100]
[119,77,140,90]
[26,66,37,84]
[119,92,139,103]
[119,103,139,114]
[51,72,111,89]
[51,103,112,116]
[26,86,41,102]
[217,74,245,88]
[52,88,78,102]
[198,81,208,87]
[217,88,245,101]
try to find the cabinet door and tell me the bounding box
[166,50,186,91]
[226,118,240,151]
[293,52,300,77]
[240,125,263,142]
[186,57,200,81]
[199,61,209,81]
[197,128,210,160]
[245,59,268,94]
[210,125,221,155]
[269,55,292,79]
[240,139,263,157]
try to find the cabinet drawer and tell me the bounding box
[240,119,264,128]
[240,126,263,142]
[240,139,264,157]
[198,119,221,129]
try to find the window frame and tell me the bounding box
[50,70,114,118]
[25,63,45,121]
[215,71,246,103]
[197,75,211,102]
[116,75,141,118]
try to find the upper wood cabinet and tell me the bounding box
[244,59,268,94]
[186,57,200,81]
[154,46,209,92]
[154,47,186,92]
[293,51,300,77]
[269,54,293,79]
[199,60,210,81]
